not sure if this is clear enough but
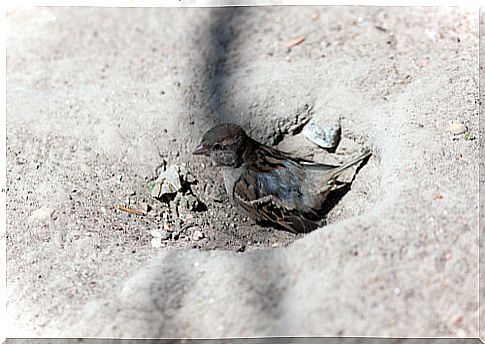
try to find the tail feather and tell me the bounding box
[330,148,372,178]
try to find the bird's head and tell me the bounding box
[193,123,249,167]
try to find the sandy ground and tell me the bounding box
[6,6,480,338]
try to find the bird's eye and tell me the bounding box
[213,143,222,150]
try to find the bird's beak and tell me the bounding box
[192,143,210,156]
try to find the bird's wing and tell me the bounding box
[232,173,319,234]
[248,143,338,201]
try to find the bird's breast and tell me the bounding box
[222,166,243,201]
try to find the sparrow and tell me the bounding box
[193,123,371,234]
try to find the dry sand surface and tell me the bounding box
[6,6,481,338]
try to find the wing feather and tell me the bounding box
[232,175,320,234]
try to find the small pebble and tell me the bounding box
[150,238,162,248]
[30,207,57,222]
[446,121,466,135]
[192,230,205,241]
[452,314,463,325]
[149,229,170,240]
[303,120,341,149]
